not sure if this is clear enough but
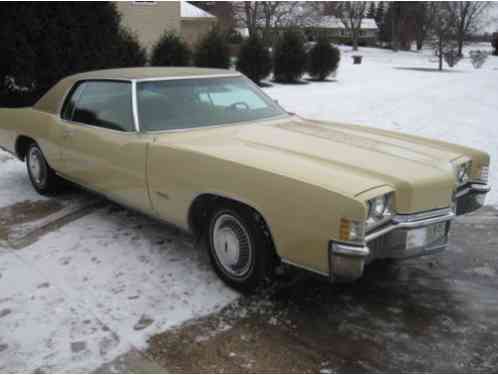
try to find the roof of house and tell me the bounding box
[181,2,216,19]
[317,17,378,30]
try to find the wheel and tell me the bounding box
[26,142,62,195]
[207,203,274,293]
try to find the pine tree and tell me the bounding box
[0,3,146,106]
[307,35,341,81]
[273,29,307,83]
[151,31,191,66]
[236,34,272,85]
[193,27,231,69]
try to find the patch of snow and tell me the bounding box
[0,150,47,207]
[0,205,238,372]
[264,45,498,206]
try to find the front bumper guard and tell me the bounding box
[455,183,491,215]
[329,209,455,282]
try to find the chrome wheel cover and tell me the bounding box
[28,147,47,187]
[212,214,253,278]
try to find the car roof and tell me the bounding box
[66,67,238,81]
[34,67,241,114]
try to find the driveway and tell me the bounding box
[144,207,498,373]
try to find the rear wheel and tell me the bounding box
[207,203,274,293]
[26,143,62,196]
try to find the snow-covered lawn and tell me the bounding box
[1,44,497,372]
[264,44,498,206]
[0,153,237,372]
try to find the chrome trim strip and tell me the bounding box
[136,73,242,82]
[366,211,455,242]
[131,79,140,132]
[332,243,370,257]
[392,208,452,223]
[455,183,491,198]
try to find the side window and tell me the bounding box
[61,82,86,120]
[72,81,135,132]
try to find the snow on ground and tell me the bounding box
[0,151,238,372]
[264,44,498,206]
[0,151,48,206]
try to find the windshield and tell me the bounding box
[137,76,287,132]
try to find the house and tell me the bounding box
[116,1,216,53]
[311,17,379,46]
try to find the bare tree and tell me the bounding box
[232,2,260,37]
[414,2,432,50]
[447,2,492,56]
[428,3,458,71]
[336,1,368,51]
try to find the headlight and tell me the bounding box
[453,160,472,186]
[366,192,394,229]
[339,218,365,243]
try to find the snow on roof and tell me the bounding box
[181,2,216,19]
[317,17,378,30]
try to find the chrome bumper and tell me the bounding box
[329,209,455,282]
[455,183,491,215]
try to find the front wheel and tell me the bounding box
[207,203,275,293]
[26,142,63,196]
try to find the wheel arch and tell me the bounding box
[188,193,279,256]
[15,135,37,161]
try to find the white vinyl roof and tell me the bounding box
[181,2,216,19]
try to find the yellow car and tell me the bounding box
[0,67,491,291]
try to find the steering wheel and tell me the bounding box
[227,102,250,111]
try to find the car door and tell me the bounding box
[58,80,151,213]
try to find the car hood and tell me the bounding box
[161,117,469,212]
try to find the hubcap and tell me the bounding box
[28,148,46,186]
[212,214,252,278]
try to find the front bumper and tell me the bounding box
[329,209,455,282]
[455,183,491,215]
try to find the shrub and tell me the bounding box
[273,29,307,83]
[0,3,146,107]
[150,31,191,66]
[469,50,489,69]
[307,36,340,81]
[236,34,272,85]
[193,27,230,69]
[114,29,148,67]
[227,29,244,44]
[443,47,462,68]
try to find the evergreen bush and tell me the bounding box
[0,3,146,107]
[273,29,307,83]
[150,31,191,66]
[236,34,272,85]
[193,27,231,69]
[307,36,341,81]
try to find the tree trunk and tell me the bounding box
[438,35,443,71]
[352,29,359,51]
[457,33,464,57]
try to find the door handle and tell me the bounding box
[63,128,74,139]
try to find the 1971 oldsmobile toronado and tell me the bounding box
[0,67,491,291]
